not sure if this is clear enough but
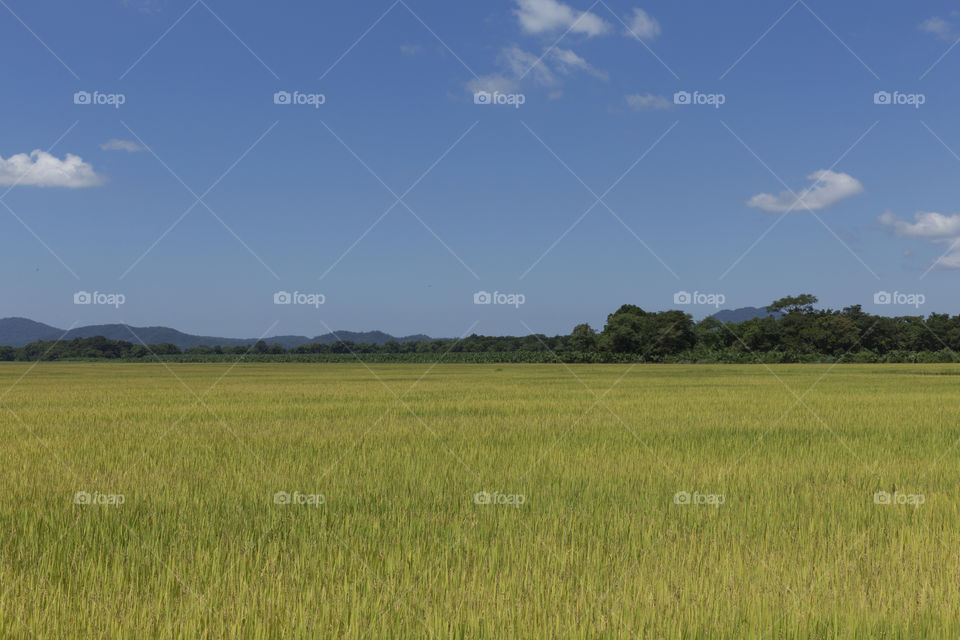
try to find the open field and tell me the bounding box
[1,362,958,638]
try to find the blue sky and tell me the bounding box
[2,0,960,339]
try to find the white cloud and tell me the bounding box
[934,248,960,269]
[626,93,672,110]
[500,45,558,86]
[624,8,660,40]
[0,150,105,188]
[514,0,610,37]
[878,210,960,238]
[747,170,864,213]
[468,45,606,96]
[100,138,144,152]
[399,44,422,56]
[548,48,608,80]
[920,16,955,41]
[878,210,960,270]
[467,73,520,95]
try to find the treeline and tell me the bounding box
[2,295,959,363]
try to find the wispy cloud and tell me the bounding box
[100,139,144,152]
[626,93,672,110]
[468,44,607,95]
[747,170,864,213]
[513,0,610,37]
[624,8,660,41]
[879,210,960,238]
[0,150,105,188]
[879,210,960,270]
[920,16,958,42]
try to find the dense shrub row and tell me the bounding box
[2,295,958,363]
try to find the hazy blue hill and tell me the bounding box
[0,318,432,349]
[0,318,64,346]
[711,307,781,323]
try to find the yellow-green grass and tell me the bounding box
[1,363,958,638]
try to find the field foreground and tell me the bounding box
[1,362,958,638]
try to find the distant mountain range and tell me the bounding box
[710,306,781,323]
[0,318,432,349]
[1,307,778,349]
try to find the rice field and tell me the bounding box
[1,362,958,638]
